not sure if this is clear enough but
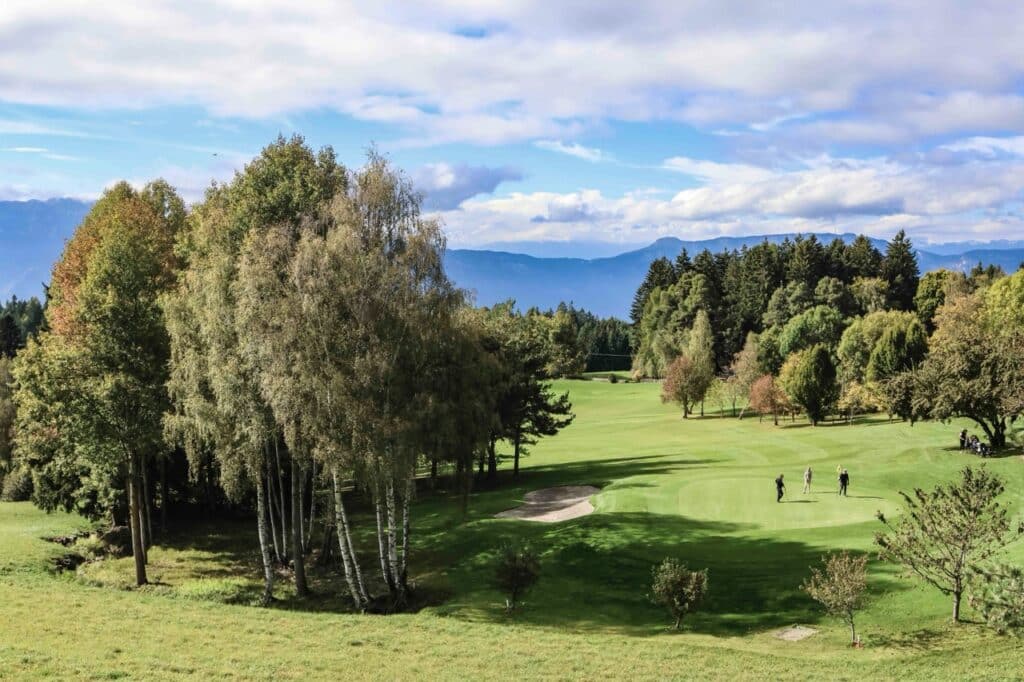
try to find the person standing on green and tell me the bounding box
[839,469,850,497]
[802,467,813,494]
[775,474,786,503]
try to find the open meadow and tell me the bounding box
[1,379,1022,680]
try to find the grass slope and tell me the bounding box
[2,379,1023,680]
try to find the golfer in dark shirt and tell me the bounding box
[775,474,785,502]
[839,469,850,497]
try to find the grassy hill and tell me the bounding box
[1,379,1023,679]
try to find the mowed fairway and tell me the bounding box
[2,379,1024,680]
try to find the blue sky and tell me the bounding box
[4,1,1024,249]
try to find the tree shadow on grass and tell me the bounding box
[869,627,946,651]
[412,510,916,638]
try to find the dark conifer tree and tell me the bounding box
[630,257,675,324]
[673,248,692,279]
[786,235,826,289]
[881,230,920,311]
[0,315,19,358]
[845,235,884,280]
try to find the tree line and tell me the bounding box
[0,137,576,609]
[634,232,1024,444]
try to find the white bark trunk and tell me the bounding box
[374,490,394,591]
[332,469,368,609]
[385,479,403,600]
[256,467,275,605]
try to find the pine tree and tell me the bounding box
[845,235,884,280]
[630,257,675,324]
[881,230,919,311]
[0,316,19,358]
[673,248,692,278]
[786,235,826,288]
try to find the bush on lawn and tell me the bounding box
[494,542,540,613]
[650,558,708,630]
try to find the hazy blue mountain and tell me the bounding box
[448,235,1024,318]
[1,199,1022,318]
[0,198,92,299]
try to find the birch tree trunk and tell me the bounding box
[385,478,403,601]
[274,438,288,559]
[265,470,281,563]
[375,488,395,592]
[305,460,316,554]
[332,469,368,609]
[298,464,308,554]
[291,457,309,597]
[255,466,275,605]
[400,475,412,587]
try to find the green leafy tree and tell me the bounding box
[837,311,922,384]
[914,291,1023,447]
[780,345,838,425]
[814,276,855,318]
[778,305,845,358]
[688,310,715,416]
[865,320,927,382]
[15,182,180,586]
[165,136,345,602]
[851,277,889,315]
[876,371,918,422]
[650,558,709,630]
[876,466,1024,622]
[837,381,881,423]
[802,552,869,644]
[914,269,968,332]
[543,307,587,378]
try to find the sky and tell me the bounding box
[3,1,1024,249]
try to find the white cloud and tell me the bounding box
[442,153,1024,244]
[3,2,1024,145]
[412,162,522,210]
[534,140,609,163]
[661,157,775,184]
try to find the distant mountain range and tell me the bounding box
[2,199,1023,318]
[450,235,1024,317]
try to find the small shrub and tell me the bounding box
[802,551,868,645]
[0,467,32,502]
[650,558,708,630]
[608,373,619,384]
[494,542,540,612]
[71,535,108,561]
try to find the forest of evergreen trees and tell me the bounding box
[631,231,1023,445]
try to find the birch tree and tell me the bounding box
[165,136,345,602]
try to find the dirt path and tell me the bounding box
[495,485,600,523]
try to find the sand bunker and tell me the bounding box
[495,485,600,523]
[775,625,817,642]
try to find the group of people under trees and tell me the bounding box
[959,429,992,457]
[775,465,850,502]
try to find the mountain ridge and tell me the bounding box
[2,199,1022,317]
